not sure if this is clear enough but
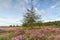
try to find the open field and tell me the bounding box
[0,27,25,40]
[0,26,60,40]
[0,27,23,36]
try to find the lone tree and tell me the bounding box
[22,0,42,27]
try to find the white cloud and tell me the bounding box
[24,0,29,3]
[44,19,60,22]
[18,2,27,14]
[50,5,57,9]
[50,1,60,9]
[0,0,26,26]
[0,17,21,26]
[35,7,46,15]
[33,0,40,6]
[0,0,12,9]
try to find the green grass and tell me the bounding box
[0,33,17,40]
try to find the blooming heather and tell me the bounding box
[25,28,60,39]
[12,35,25,40]
[12,28,60,40]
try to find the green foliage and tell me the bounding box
[0,33,17,40]
[22,7,42,27]
[42,21,60,27]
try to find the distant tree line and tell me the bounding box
[9,25,20,27]
[42,21,60,26]
[22,21,60,27]
[9,21,60,27]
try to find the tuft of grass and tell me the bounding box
[0,33,17,40]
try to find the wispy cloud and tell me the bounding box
[0,17,21,26]
[50,1,60,9]
[35,7,46,15]
[33,0,40,7]
[0,0,12,9]
[24,0,29,3]
[50,5,57,8]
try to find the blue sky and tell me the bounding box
[0,0,60,26]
